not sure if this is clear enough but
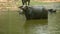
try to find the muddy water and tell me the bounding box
[48,11,60,34]
[8,11,48,34]
[19,14,48,34]
[24,19,48,34]
[0,11,60,34]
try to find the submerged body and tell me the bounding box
[19,6,48,20]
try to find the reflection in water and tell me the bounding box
[24,19,48,34]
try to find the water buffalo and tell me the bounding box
[22,0,30,6]
[19,6,48,20]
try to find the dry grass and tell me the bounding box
[0,0,60,11]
